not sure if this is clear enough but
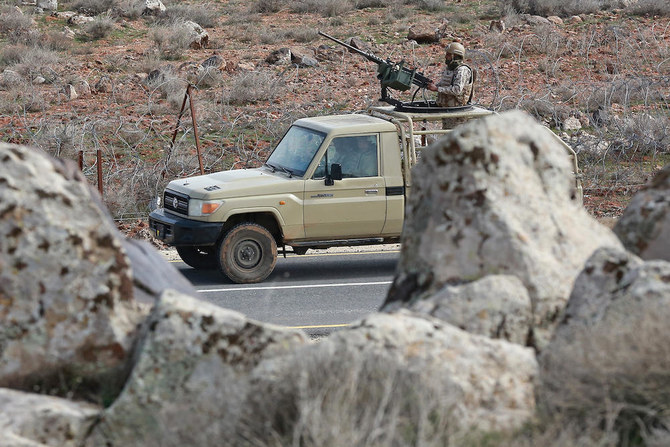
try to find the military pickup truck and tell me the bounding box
[149,106,582,283]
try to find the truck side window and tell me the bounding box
[313,135,378,179]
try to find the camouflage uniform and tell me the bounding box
[435,63,473,107]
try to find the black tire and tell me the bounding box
[218,223,277,283]
[176,246,217,270]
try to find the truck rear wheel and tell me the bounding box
[218,223,277,283]
[176,246,217,270]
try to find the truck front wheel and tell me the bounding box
[218,223,277,283]
[176,246,217,270]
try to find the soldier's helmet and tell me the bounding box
[445,42,465,58]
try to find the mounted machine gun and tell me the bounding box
[318,31,433,108]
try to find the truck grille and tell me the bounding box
[164,190,189,215]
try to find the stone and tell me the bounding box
[384,111,623,349]
[67,15,95,26]
[143,0,166,15]
[265,48,291,65]
[290,47,318,67]
[85,290,309,446]
[183,20,208,50]
[407,24,440,44]
[410,275,532,345]
[568,15,583,24]
[201,54,224,69]
[522,14,551,26]
[537,247,670,424]
[0,144,145,392]
[64,84,77,99]
[76,80,91,97]
[246,311,538,442]
[62,26,76,40]
[0,70,23,89]
[489,19,505,33]
[562,116,582,131]
[36,0,57,11]
[546,15,563,26]
[32,76,46,85]
[94,76,112,93]
[0,388,99,447]
[614,164,670,261]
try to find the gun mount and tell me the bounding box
[318,31,434,108]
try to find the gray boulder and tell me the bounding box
[537,247,670,430]
[614,164,670,261]
[183,20,208,49]
[384,111,622,348]
[86,290,309,446]
[410,275,532,345]
[36,0,57,11]
[0,144,145,391]
[245,311,538,444]
[142,0,166,15]
[0,388,99,447]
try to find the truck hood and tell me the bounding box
[166,167,301,200]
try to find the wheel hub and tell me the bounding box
[235,240,261,269]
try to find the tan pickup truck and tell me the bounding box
[149,106,582,283]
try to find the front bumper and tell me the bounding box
[148,208,224,246]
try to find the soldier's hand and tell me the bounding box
[427,82,437,92]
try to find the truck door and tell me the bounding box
[303,134,386,239]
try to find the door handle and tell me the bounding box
[365,189,379,194]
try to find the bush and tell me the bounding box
[290,0,353,17]
[0,6,38,45]
[71,0,118,15]
[251,0,287,13]
[157,3,220,28]
[83,13,116,40]
[404,0,446,12]
[503,0,630,17]
[628,0,670,16]
[284,28,318,43]
[222,70,284,105]
[151,23,194,60]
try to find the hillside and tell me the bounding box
[0,0,668,224]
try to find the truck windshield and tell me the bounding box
[266,126,325,177]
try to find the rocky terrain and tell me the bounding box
[2,107,670,445]
[0,0,668,225]
[1,1,670,445]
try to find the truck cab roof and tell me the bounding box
[293,113,397,135]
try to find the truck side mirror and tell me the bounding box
[325,163,342,186]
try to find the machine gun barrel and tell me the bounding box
[318,31,384,65]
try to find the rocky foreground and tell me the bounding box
[0,111,669,446]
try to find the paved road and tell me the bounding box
[174,249,400,336]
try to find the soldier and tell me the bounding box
[427,41,475,108]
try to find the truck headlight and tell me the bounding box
[188,199,225,217]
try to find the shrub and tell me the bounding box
[354,0,387,8]
[83,13,116,40]
[284,28,318,43]
[191,66,223,89]
[290,0,353,17]
[628,0,670,16]
[0,44,27,68]
[71,0,117,15]
[151,22,193,60]
[157,3,220,28]
[0,6,38,45]
[251,0,287,14]
[222,70,284,105]
[503,0,630,16]
[404,0,445,12]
